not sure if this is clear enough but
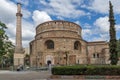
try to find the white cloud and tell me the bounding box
[39,0,47,5]
[1,0,120,47]
[32,10,52,26]
[15,0,29,6]
[94,16,120,34]
[86,16,120,41]
[39,0,86,18]
[6,22,16,45]
[6,22,16,38]
[94,16,109,33]
[0,0,31,23]
[116,25,120,31]
[112,0,120,14]
[93,34,109,41]
[83,23,92,29]
[6,20,35,47]
[82,29,92,36]
[82,16,110,41]
[22,20,34,40]
[82,28,93,41]
[75,21,81,25]
[56,16,64,20]
[22,9,31,19]
[116,24,120,39]
[0,0,52,47]
[88,0,108,14]
[0,0,16,23]
[82,28,109,41]
[0,0,16,45]
[90,16,109,41]
[86,0,120,14]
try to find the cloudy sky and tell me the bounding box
[0,0,120,47]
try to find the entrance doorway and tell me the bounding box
[69,55,76,65]
[46,55,54,65]
[47,60,51,66]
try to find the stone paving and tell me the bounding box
[0,70,51,80]
[0,70,120,80]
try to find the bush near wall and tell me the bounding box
[52,65,120,75]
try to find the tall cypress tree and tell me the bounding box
[109,1,118,65]
[117,39,120,57]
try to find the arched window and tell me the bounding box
[45,40,54,49]
[74,41,81,50]
[93,54,95,58]
[97,53,99,58]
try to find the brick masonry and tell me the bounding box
[30,20,110,67]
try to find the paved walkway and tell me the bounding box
[0,70,120,80]
[0,70,51,80]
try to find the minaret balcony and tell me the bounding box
[16,13,22,17]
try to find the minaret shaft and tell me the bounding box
[14,3,24,68]
[15,3,23,52]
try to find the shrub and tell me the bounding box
[52,65,120,75]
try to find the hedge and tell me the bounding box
[52,65,120,75]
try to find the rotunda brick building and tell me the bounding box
[30,20,110,67]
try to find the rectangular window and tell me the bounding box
[97,54,99,58]
[93,54,95,58]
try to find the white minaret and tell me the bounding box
[14,3,24,68]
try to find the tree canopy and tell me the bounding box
[109,1,118,65]
[117,39,120,57]
[0,21,14,67]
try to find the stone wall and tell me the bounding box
[36,21,81,33]
[87,41,109,64]
[30,20,109,67]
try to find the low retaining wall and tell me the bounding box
[50,75,120,79]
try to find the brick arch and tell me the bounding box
[45,40,54,49]
[74,41,81,51]
[45,55,54,65]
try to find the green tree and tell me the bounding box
[109,1,118,65]
[0,21,8,57]
[4,41,14,66]
[0,21,14,67]
[117,39,120,57]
